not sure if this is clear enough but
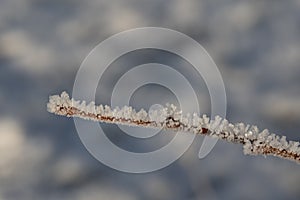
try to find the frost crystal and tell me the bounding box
[47,91,300,164]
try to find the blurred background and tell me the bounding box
[1,0,300,199]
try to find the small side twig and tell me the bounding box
[47,91,300,164]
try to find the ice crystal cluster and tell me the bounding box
[47,91,300,164]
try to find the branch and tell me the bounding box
[47,91,300,164]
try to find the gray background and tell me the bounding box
[0,0,300,199]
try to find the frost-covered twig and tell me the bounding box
[47,91,300,164]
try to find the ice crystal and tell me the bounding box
[47,91,300,164]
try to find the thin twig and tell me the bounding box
[47,91,300,164]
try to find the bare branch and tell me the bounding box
[47,91,300,164]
